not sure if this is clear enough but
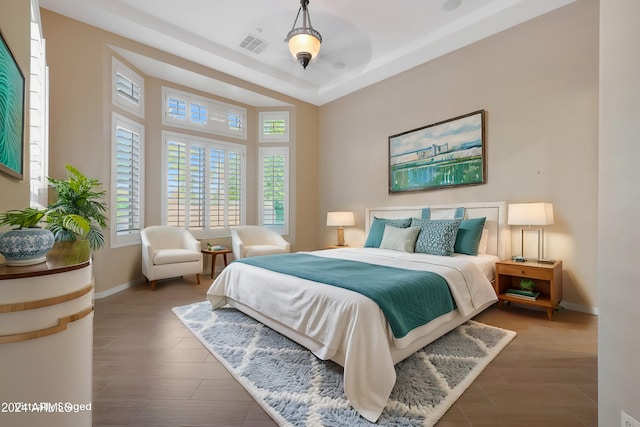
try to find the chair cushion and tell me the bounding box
[153,249,201,265]
[244,245,289,258]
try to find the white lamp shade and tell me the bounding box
[327,211,355,227]
[508,203,554,226]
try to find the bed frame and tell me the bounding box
[366,201,511,260]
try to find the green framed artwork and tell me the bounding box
[389,110,486,193]
[0,30,25,179]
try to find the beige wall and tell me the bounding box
[598,0,640,424]
[318,0,599,312]
[40,10,319,294]
[0,0,31,213]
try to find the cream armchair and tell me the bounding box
[231,226,290,260]
[141,226,203,290]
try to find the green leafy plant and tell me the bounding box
[0,207,47,229]
[519,278,536,292]
[46,165,108,251]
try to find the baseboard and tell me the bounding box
[561,301,599,316]
[94,279,142,299]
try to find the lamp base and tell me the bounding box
[537,258,556,264]
[336,226,345,246]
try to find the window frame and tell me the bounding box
[162,87,247,140]
[259,111,290,143]
[110,112,145,248]
[29,0,49,209]
[258,146,289,235]
[161,131,246,239]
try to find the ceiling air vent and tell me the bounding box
[239,34,269,54]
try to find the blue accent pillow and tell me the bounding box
[454,217,486,256]
[364,217,412,248]
[411,218,461,256]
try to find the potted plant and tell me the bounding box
[0,207,55,266]
[46,165,108,251]
[519,278,536,292]
[0,165,108,266]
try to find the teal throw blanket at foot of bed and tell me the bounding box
[237,253,456,338]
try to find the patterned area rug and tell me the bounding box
[173,301,516,427]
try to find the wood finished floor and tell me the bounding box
[93,277,597,427]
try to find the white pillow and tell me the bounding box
[477,228,489,254]
[379,225,421,253]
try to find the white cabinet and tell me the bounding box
[0,242,93,427]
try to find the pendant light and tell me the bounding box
[285,0,322,69]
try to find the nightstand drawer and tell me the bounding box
[497,264,552,280]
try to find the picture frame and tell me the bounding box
[0,30,25,180]
[389,110,486,193]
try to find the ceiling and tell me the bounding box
[39,0,574,107]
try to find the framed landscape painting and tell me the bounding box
[0,30,25,179]
[389,110,486,193]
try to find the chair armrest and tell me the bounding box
[183,232,201,253]
[231,231,245,260]
[273,233,290,251]
[141,233,154,264]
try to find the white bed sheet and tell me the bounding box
[206,248,497,422]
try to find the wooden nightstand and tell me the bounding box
[495,259,563,319]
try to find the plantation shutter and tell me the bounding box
[259,111,289,143]
[166,141,186,226]
[209,148,225,228]
[259,147,288,233]
[227,149,243,227]
[189,145,206,229]
[115,72,141,106]
[113,117,143,238]
[164,132,245,234]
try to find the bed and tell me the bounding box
[206,201,510,422]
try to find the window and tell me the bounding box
[259,147,289,234]
[162,87,247,140]
[29,1,49,209]
[112,57,144,118]
[259,111,290,143]
[162,131,245,238]
[111,113,144,247]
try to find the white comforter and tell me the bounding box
[206,248,497,422]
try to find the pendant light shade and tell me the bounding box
[285,0,322,69]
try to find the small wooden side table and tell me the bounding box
[495,259,563,319]
[201,248,232,279]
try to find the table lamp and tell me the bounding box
[507,202,554,262]
[326,211,355,246]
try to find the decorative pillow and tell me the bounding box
[421,207,466,220]
[364,217,412,248]
[454,217,486,256]
[411,218,461,256]
[379,225,421,253]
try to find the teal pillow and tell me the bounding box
[379,225,421,252]
[411,218,461,256]
[364,217,412,248]
[421,207,466,220]
[454,217,486,256]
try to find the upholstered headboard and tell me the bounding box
[365,201,510,259]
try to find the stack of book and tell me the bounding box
[207,244,226,251]
[506,288,540,300]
